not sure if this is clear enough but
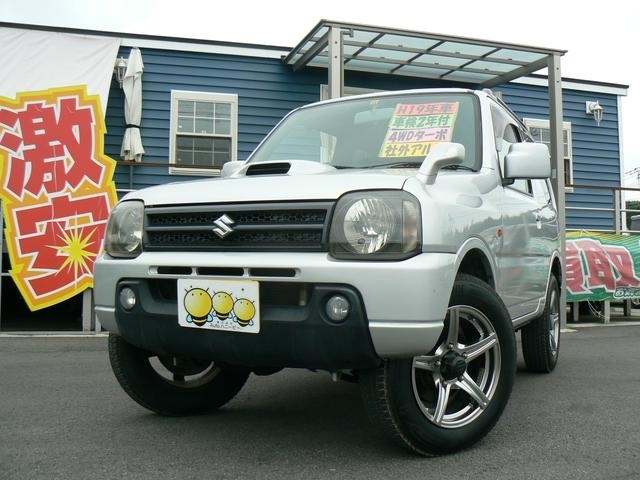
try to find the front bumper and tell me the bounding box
[94,251,456,368]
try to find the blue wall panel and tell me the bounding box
[104,46,622,230]
[496,83,621,230]
[105,47,328,192]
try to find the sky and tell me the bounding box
[2,0,639,182]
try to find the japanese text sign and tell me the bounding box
[379,102,459,158]
[0,87,117,310]
[566,231,640,302]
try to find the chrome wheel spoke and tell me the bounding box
[463,332,497,361]
[433,380,452,425]
[446,308,461,347]
[414,355,439,372]
[456,372,490,409]
[549,288,560,354]
[550,313,559,351]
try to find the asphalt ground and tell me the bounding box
[1,320,639,480]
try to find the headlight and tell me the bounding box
[330,191,421,260]
[104,201,144,258]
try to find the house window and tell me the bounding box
[524,118,573,188]
[169,91,238,175]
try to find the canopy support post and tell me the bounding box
[548,53,567,328]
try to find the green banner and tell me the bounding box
[566,231,640,302]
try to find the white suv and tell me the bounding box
[94,88,562,456]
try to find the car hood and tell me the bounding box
[122,162,412,205]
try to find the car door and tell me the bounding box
[530,177,559,287]
[500,176,543,318]
[493,109,545,319]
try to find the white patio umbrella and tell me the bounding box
[120,47,145,161]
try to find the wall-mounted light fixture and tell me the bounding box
[586,100,604,127]
[114,57,128,88]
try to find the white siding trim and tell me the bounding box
[120,37,288,59]
[513,76,628,96]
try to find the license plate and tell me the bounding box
[177,278,260,333]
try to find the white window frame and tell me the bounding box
[169,90,238,176]
[524,118,573,191]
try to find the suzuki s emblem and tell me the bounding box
[212,214,235,238]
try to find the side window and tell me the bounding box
[524,118,572,189]
[169,90,238,176]
[491,104,532,195]
[503,124,532,195]
[532,179,554,208]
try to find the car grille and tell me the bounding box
[144,201,334,252]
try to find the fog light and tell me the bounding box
[119,287,137,311]
[326,295,350,322]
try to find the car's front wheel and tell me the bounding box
[359,274,516,456]
[108,333,250,416]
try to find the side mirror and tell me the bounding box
[221,160,246,178]
[417,142,465,185]
[503,143,551,179]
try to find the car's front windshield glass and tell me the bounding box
[248,91,480,170]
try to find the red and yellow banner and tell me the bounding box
[0,87,117,310]
[0,28,120,311]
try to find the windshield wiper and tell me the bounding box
[371,162,422,169]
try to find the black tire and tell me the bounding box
[521,275,560,373]
[108,333,250,416]
[359,274,516,456]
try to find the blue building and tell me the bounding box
[98,20,628,233]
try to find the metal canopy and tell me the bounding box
[284,19,566,90]
[284,19,568,327]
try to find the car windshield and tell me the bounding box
[248,91,480,170]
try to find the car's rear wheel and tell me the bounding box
[521,275,560,373]
[108,333,250,416]
[359,274,516,456]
